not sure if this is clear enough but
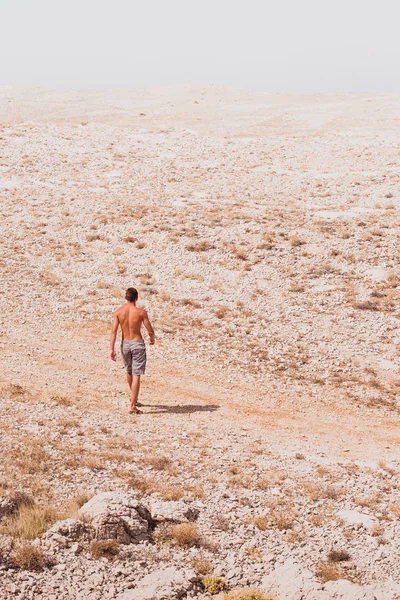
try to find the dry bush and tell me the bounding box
[127,475,158,495]
[11,443,51,475]
[327,549,351,563]
[172,523,200,547]
[158,484,185,501]
[202,575,225,594]
[191,556,213,575]
[223,589,276,600]
[90,539,120,560]
[269,509,295,531]
[371,524,385,537]
[289,235,304,247]
[4,384,27,398]
[144,456,173,471]
[390,503,400,518]
[180,298,202,308]
[214,514,230,531]
[215,305,229,319]
[67,492,93,515]
[51,394,72,407]
[354,300,379,311]
[12,543,47,572]
[253,516,268,531]
[1,505,59,539]
[186,241,214,252]
[254,477,269,491]
[235,248,248,261]
[315,561,341,582]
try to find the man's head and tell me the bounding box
[125,287,138,303]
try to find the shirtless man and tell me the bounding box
[110,287,155,414]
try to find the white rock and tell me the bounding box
[79,492,150,544]
[149,499,199,523]
[337,510,378,530]
[116,567,195,600]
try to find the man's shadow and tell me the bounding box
[144,404,220,415]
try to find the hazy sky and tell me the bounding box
[1,0,399,92]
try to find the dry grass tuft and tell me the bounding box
[186,241,214,252]
[67,492,93,515]
[144,456,173,471]
[223,589,276,600]
[12,543,47,571]
[316,561,341,582]
[1,504,59,540]
[90,539,120,560]
[172,522,200,547]
[192,556,213,575]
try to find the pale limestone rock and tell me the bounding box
[149,499,199,523]
[79,491,150,544]
[116,567,196,600]
[337,509,378,530]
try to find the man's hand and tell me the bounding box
[110,350,117,361]
[149,336,155,345]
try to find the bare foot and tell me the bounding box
[129,408,143,415]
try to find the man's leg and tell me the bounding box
[127,373,133,391]
[130,375,141,412]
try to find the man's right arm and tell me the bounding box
[143,310,155,345]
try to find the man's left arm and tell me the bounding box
[110,314,119,361]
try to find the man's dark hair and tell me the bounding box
[125,287,138,302]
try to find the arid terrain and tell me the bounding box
[0,86,399,600]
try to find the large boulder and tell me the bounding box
[116,567,197,600]
[79,492,150,544]
[42,518,92,546]
[149,499,199,523]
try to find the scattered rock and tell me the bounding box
[116,567,196,600]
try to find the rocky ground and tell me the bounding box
[0,86,399,599]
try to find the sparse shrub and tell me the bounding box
[172,523,200,547]
[90,539,120,560]
[145,456,172,471]
[5,384,27,397]
[158,484,184,501]
[214,514,230,531]
[67,492,93,515]
[127,475,158,495]
[269,509,294,531]
[12,543,47,571]
[186,241,214,252]
[51,394,72,406]
[354,300,378,311]
[1,504,59,540]
[327,549,350,563]
[192,556,213,575]
[316,561,341,582]
[202,575,225,594]
[235,248,248,260]
[289,235,303,247]
[253,516,268,531]
[223,588,276,600]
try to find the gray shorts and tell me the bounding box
[121,339,147,375]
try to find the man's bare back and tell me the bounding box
[116,303,153,341]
